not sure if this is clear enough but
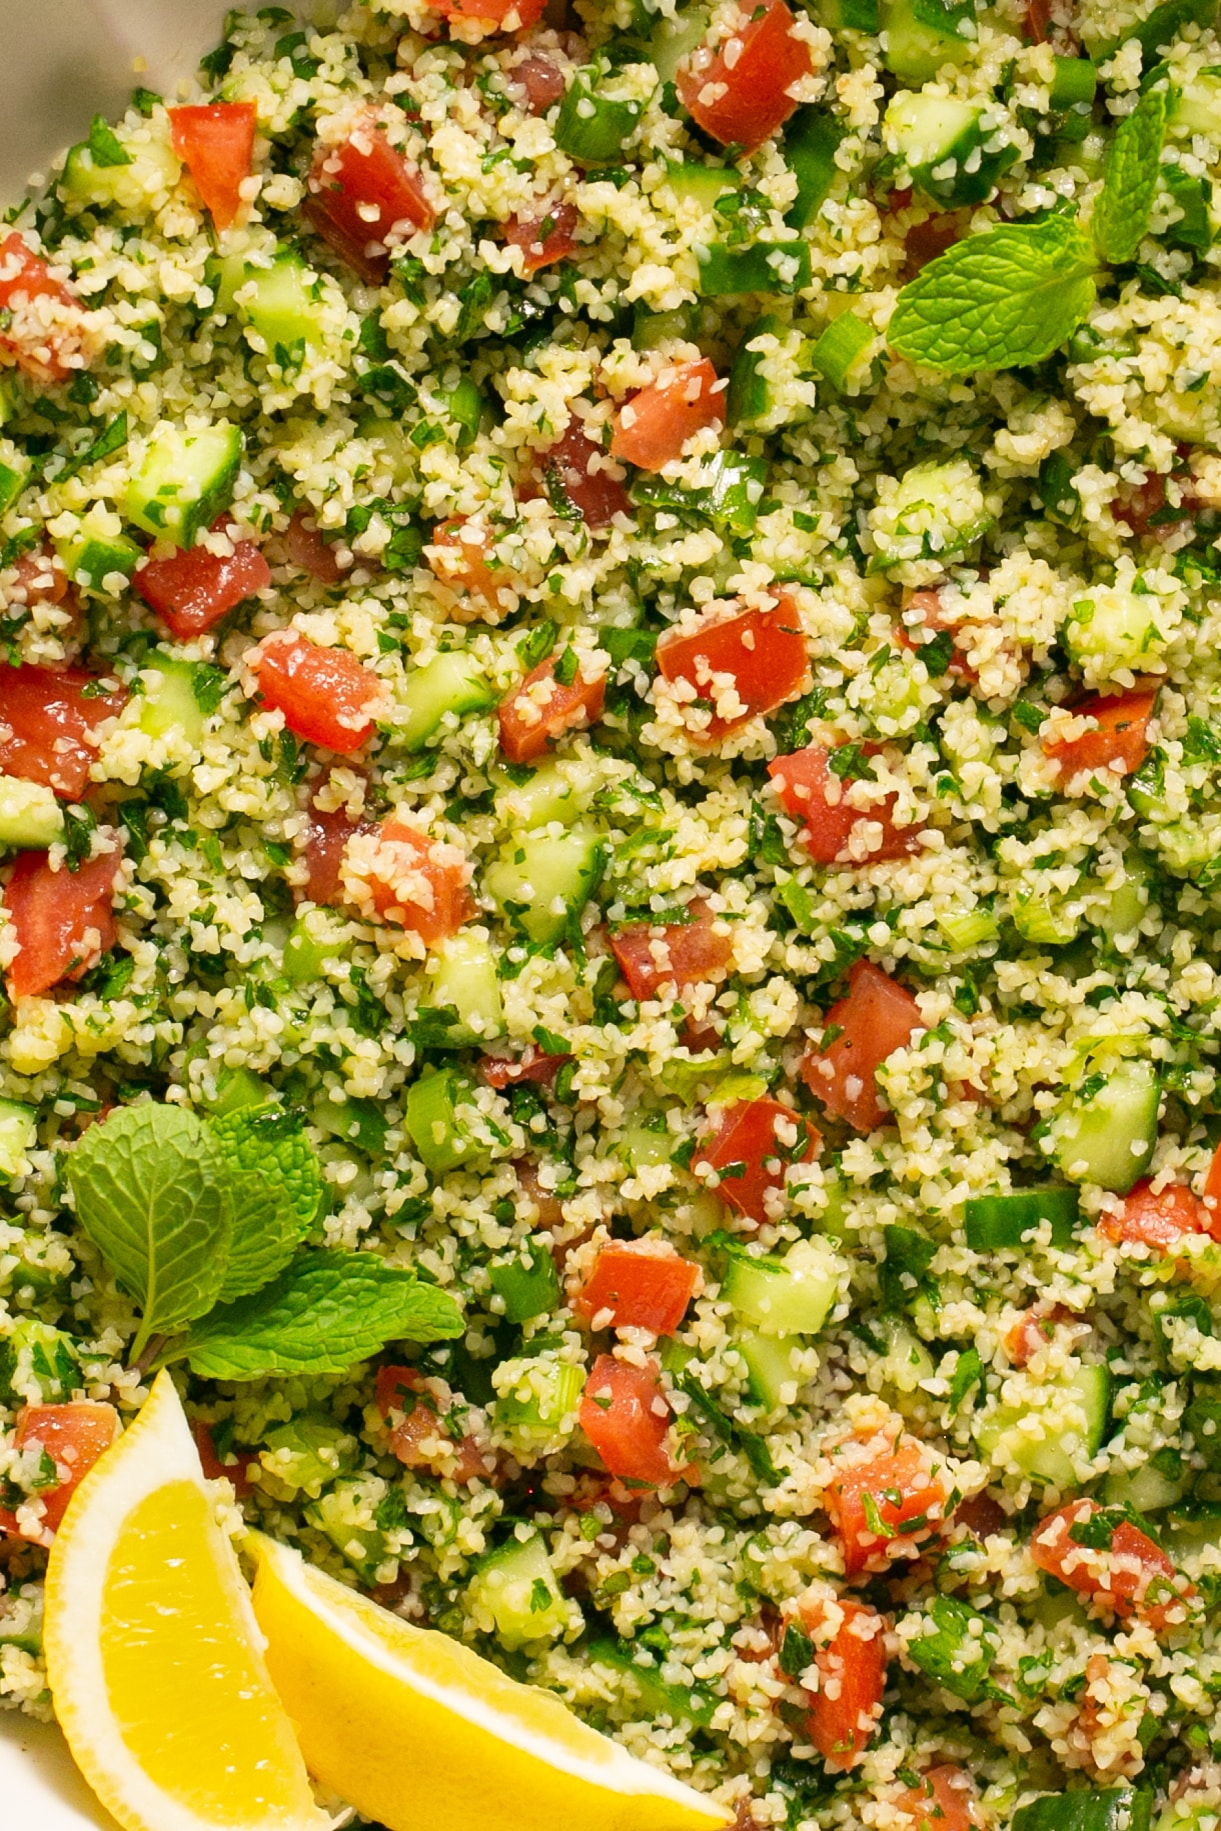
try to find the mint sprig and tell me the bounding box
[1091,85,1169,266]
[210,1104,323,1303]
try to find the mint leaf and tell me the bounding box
[209,1104,323,1304]
[169,1250,464,1380]
[1092,85,1168,265]
[67,1105,232,1360]
[887,219,1099,375]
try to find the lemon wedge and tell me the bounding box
[249,1531,731,1831]
[44,1370,329,1831]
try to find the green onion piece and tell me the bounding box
[696,240,812,297]
[555,69,646,164]
[784,106,846,229]
[808,312,874,389]
[962,1187,1079,1250]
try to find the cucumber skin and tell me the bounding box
[124,422,242,549]
[0,777,64,850]
[1049,1060,1160,1194]
[484,827,605,946]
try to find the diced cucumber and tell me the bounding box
[137,655,205,747]
[1046,1058,1160,1194]
[1102,1451,1185,1514]
[720,1238,844,1336]
[489,1239,560,1325]
[0,1318,77,1402]
[697,240,812,298]
[124,420,242,548]
[1008,882,1082,948]
[874,1315,936,1399]
[631,303,704,350]
[623,1114,673,1171]
[1091,854,1152,940]
[727,312,784,428]
[306,1479,391,1580]
[54,505,142,594]
[587,1638,716,1727]
[663,161,740,215]
[493,756,600,831]
[211,250,330,351]
[868,459,993,577]
[784,107,846,229]
[405,1067,495,1174]
[60,131,181,217]
[904,1594,998,1700]
[808,312,875,391]
[467,1532,572,1649]
[0,1099,37,1178]
[283,907,351,983]
[964,1187,1079,1251]
[879,0,974,82]
[261,1412,358,1498]
[735,1327,804,1409]
[0,776,64,850]
[975,1361,1111,1488]
[424,929,504,1042]
[0,1584,43,1655]
[647,5,709,82]
[493,1356,584,1451]
[1013,1789,1153,1831]
[1066,584,1177,680]
[727,315,817,432]
[886,90,1016,206]
[1171,69,1221,137]
[0,438,30,514]
[1050,56,1098,111]
[811,0,879,26]
[935,903,1000,951]
[398,651,495,751]
[312,1092,388,1156]
[484,825,605,945]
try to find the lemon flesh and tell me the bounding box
[45,1371,328,1831]
[250,1532,730,1831]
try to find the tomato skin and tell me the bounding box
[1043,688,1157,781]
[677,0,812,155]
[375,1366,488,1484]
[769,743,921,865]
[477,1047,571,1090]
[574,1241,699,1335]
[658,601,809,743]
[250,631,384,755]
[505,201,579,274]
[428,517,507,611]
[579,1354,687,1488]
[611,359,726,473]
[343,815,472,944]
[801,960,925,1132]
[1031,1499,1196,1633]
[0,664,127,799]
[285,510,342,584]
[695,1096,818,1227]
[796,1596,887,1772]
[1100,1178,1209,1251]
[190,1421,256,1499]
[498,653,606,763]
[135,522,271,637]
[536,422,632,530]
[827,1440,946,1578]
[305,121,435,283]
[610,900,733,1004]
[0,232,94,384]
[895,1766,981,1831]
[0,1402,119,1544]
[4,844,122,1001]
[429,0,547,26]
[512,54,567,112]
[169,102,257,232]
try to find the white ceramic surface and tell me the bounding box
[1,8,244,1822]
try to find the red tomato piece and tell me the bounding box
[896,587,980,682]
[428,517,509,610]
[305,121,435,283]
[505,200,579,274]
[299,802,370,907]
[610,899,733,1003]
[694,1097,818,1227]
[677,0,812,155]
[1,545,72,613]
[901,210,965,278]
[0,1401,119,1544]
[1099,1178,1209,1251]
[428,0,546,25]
[574,1241,699,1336]
[1043,688,1157,781]
[0,232,95,384]
[135,521,271,638]
[796,1596,887,1772]
[498,652,606,763]
[801,960,926,1132]
[512,53,567,113]
[0,664,127,799]
[375,1366,489,1484]
[4,844,122,1001]
[826,1439,946,1578]
[1201,1141,1221,1236]
[250,631,384,754]
[1004,1303,1075,1368]
[285,509,343,584]
[343,815,473,944]
[1024,0,1052,40]
[658,601,809,742]
[1030,1499,1197,1634]
[169,102,257,233]
[768,743,921,865]
[580,1354,689,1488]
[895,1766,981,1831]
[610,359,727,473]
[477,1046,571,1090]
[514,1158,566,1233]
[536,421,632,530]
[190,1420,256,1499]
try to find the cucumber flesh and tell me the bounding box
[1102,1455,1185,1515]
[137,655,205,747]
[880,0,974,81]
[0,776,64,850]
[721,1238,844,1336]
[587,1638,716,1727]
[283,908,351,983]
[0,1098,37,1176]
[735,1327,804,1409]
[424,929,504,1042]
[124,420,243,548]
[399,651,494,751]
[0,439,31,514]
[975,1361,1111,1488]
[492,757,600,831]
[466,1532,571,1649]
[54,506,142,595]
[212,250,330,351]
[663,162,740,214]
[647,6,708,81]
[484,825,605,945]
[1047,1058,1160,1194]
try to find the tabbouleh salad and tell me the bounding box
[4,0,1221,1824]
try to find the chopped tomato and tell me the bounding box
[343,815,472,944]
[478,1046,571,1090]
[1,545,71,613]
[535,421,632,529]
[658,600,809,743]
[1023,0,1052,40]
[955,1492,1006,1540]
[375,1365,489,1484]
[428,517,507,610]
[304,120,435,283]
[901,210,966,280]
[285,509,342,584]
[1004,1302,1075,1367]
[498,651,605,763]
[0,663,127,799]
[515,1157,565,1232]
[796,1595,887,1772]
[694,1096,818,1227]
[579,1354,688,1488]
[505,200,579,274]
[0,1402,119,1544]
[190,1420,256,1499]
[1043,688,1157,781]
[1030,1498,1197,1634]
[1112,471,1191,540]
[610,899,732,1003]
[676,0,812,155]
[299,801,370,906]
[768,744,921,865]
[896,587,979,682]
[574,1241,699,1335]
[1099,1177,1210,1251]
[427,0,547,27]
[4,844,122,1000]
[801,960,926,1132]
[610,359,726,473]
[895,1766,981,1831]
[135,521,271,638]
[169,102,257,233]
[511,53,567,112]
[250,631,384,754]
[826,1438,946,1578]
[0,232,95,384]
[1201,1140,1221,1232]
